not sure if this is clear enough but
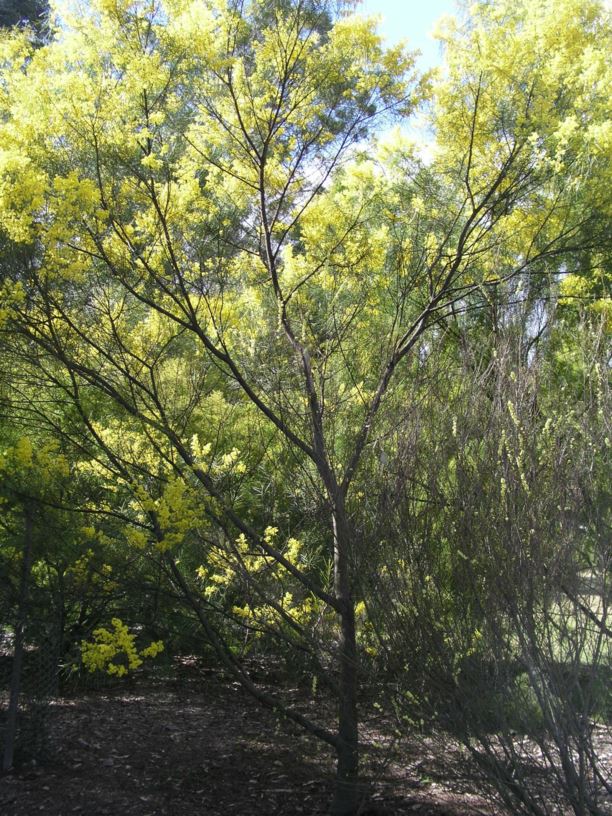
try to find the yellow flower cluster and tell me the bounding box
[81,618,164,677]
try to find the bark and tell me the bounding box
[330,499,360,816]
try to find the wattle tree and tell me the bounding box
[0,0,609,812]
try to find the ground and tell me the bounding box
[0,659,492,816]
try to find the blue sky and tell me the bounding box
[359,0,457,69]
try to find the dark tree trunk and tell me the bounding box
[2,503,33,772]
[331,501,360,816]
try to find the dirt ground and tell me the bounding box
[0,662,496,816]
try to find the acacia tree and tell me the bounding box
[0,0,609,812]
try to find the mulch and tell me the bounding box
[0,662,492,816]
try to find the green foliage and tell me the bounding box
[0,0,48,31]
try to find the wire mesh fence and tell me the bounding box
[1,604,61,771]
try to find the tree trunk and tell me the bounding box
[331,502,360,816]
[2,503,33,772]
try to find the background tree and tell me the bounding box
[0,0,48,36]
